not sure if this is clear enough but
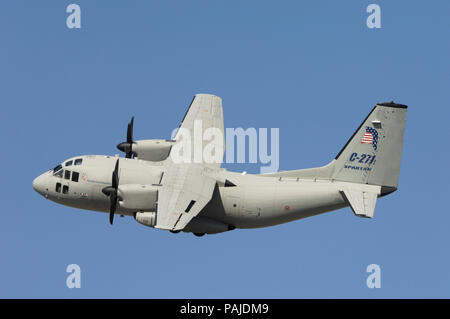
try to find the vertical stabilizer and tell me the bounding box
[331,102,407,189]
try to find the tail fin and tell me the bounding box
[264,102,407,192]
[331,102,407,190]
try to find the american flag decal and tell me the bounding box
[361,127,378,151]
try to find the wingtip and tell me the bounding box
[377,101,408,109]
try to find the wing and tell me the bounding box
[173,93,224,168]
[155,164,217,230]
[155,94,224,231]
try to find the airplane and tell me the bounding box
[32,94,407,236]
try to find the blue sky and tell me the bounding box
[1,0,449,298]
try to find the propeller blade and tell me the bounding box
[112,159,119,189]
[103,158,120,225]
[117,116,135,158]
[109,193,117,225]
[127,116,134,144]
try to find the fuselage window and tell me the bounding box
[74,159,83,166]
[65,160,73,167]
[62,185,69,194]
[56,183,61,193]
[64,170,71,180]
[72,171,79,182]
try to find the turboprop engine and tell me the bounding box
[121,184,158,227]
[130,139,175,161]
[135,212,157,227]
[101,160,160,225]
[116,116,176,161]
[118,184,159,211]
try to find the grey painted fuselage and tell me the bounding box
[33,155,348,231]
[32,100,407,235]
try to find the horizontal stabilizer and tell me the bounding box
[338,184,381,218]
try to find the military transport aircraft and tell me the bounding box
[32,94,407,236]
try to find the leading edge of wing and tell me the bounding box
[171,94,224,167]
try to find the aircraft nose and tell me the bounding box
[32,174,48,197]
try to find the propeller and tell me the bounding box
[117,116,134,158]
[102,159,120,225]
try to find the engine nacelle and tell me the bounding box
[118,184,158,211]
[135,212,157,227]
[133,139,175,161]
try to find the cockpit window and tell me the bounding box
[64,170,71,180]
[53,164,63,177]
[74,158,83,166]
[72,172,79,182]
[65,160,73,167]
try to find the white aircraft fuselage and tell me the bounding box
[32,154,348,235]
[32,95,407,236]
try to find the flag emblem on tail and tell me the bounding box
[361,127,378,151]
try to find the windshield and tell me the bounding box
[52,164,62,173]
